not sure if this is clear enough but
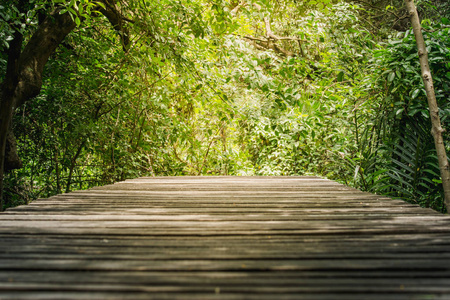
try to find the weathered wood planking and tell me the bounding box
[1,176,450,299]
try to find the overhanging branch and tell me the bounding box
[99,0,131,51]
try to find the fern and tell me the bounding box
[381,118,444,211]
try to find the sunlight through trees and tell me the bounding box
[1,0,449,212]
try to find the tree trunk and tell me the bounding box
[0,9,76,211]
[66,141,86,193]
[0,29,24,211]
[0,1,130,210]
[404,0,450,212]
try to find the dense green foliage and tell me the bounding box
[1,0,449,212]
[366,22,450,211]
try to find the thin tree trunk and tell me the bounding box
[405,0,450,211]
[66,141,86,193]
[54,145,61,194]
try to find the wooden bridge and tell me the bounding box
[1,176,450,299]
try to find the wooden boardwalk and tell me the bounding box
[1,176,450,299]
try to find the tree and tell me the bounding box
[404,0,450,211]
[2,0,448,213]
[0,0,237,209]
[1,3,75,210]
[0,0,163,209]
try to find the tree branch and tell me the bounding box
[99,0,131,51]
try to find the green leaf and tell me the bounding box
[406,53,417,60]
[408,108,421,116]
[421,110,429,118]
[387,72,395,82]
[411,89,420,99]
[337,71,344,82]
[387,171,413,188]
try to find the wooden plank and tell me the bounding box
[0,176,449,298]
[0,292,446,300]
[0,258,449,272]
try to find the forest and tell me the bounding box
[1,0,449,212]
